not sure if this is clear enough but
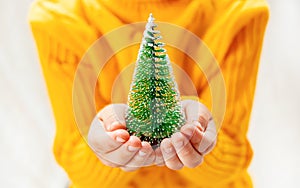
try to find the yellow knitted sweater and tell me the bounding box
[29,0,269,187]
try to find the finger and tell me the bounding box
[104,136,142,166]
[154,147,165,166]
[108,121,127,131]
[180,123,204,151]
[171,132,203,168]
[160,138,183,170]
[88,117,129,153]
[198,119,217,154]
[107,129,130,143]
[182,100,211,130]
[97,104,127,131]
[140,142,156,166]
[121,142,155,172]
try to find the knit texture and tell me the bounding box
[28,0,269,187]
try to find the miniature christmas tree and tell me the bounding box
[125,13,185,147]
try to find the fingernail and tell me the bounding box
[184,128,193,137]
[139,150,147,156]
[193,121,204,131]
[192,121,200,126]
[128,146,139,152]
[163,146,173,154]
[107,125,112,131]
[108,121,120,131]
[174,141,183,148]
[116,136,125,143]
[111,121,120,128]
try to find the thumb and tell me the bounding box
[182,100,211,130]
[97,104,127,131]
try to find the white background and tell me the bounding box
[0,0,299,187]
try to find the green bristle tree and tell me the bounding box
[125,13,185,147]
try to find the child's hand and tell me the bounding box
[157,100,217,170]
[88,104,155,172]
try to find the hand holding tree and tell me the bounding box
[88,14,217,171]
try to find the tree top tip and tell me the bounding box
[148,13,154,22]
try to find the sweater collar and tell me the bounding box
[96,0,192,23]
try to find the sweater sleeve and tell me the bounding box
[28,1,136,187]
[178,1,269,186]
